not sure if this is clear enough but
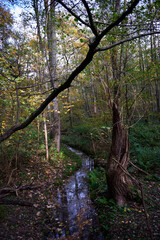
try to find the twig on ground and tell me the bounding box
[0,184,44,199]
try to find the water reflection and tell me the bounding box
[50,147,104,240]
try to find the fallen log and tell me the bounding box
[0,199,33,207]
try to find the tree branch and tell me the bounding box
[17,80,51,89]
[98,0,140,40]
[0,0,146,143]
[94,21,160,27]
[128,160,152,176]
[55,0,90,28]
[81,0,98,36]
[0,46,96,143]
[95,32,160,52]
[0,184,43,198]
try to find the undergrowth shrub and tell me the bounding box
[48,144,82,178]
[89,168,107,200]
[0,123,45,182]
[62,125,93,154]
[89,168,125,237]
[129,121,160,171]
[61,145,82,177]
[62,124,111,158]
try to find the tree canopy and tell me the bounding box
[0,0,159,143]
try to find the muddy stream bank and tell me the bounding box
[48,146,104,239]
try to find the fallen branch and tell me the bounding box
[0,184,43,199]
[128,160,152,176]
[0,199,33,207]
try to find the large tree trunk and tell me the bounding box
[107,1,132,205]
[106,103,132,206]
[45,0,61,151]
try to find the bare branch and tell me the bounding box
[128,160,152,176]
[55,0,90,28]
[81,0,98,36]
[0,45,96,143]
[17,80,51,89]
[94,21,160,28]
[95,32,160,52]
[98,0,140,40]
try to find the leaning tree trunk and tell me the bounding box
[106,103,132,206]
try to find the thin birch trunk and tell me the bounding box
[43,111,49,161]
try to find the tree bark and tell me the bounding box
[45,0,61,151]
[43,111,49,161]
[106,1,133,205]
[106,103,132,206]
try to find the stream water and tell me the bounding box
[49,146,104,240]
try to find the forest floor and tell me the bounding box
[103,171,160,240]
[0,146,82,240]
[0,148,160,240]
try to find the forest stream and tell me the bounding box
[49,146,104,240]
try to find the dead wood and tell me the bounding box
[7,168,17,186]
[128,160,152,176]
[0,199,33,207]
[0,184,43,199]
